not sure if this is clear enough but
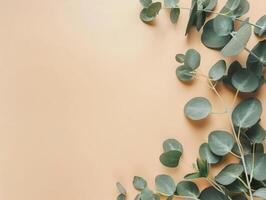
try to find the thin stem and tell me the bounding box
[231,90,239,109]
[250,143,256,184]
[206,177,225,195]
[211,111,228,115]
[230,151,241,159]
[236,177,250,190]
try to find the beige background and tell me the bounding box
[0,0,265,200]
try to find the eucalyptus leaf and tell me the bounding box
[247,40,266,68]
[176,65,194,82]
[221,24,252,57]
[197,158,209,177]
[163,139,183,153]
[185,0,198,35]
[199,143,222,164]
[140,188,156,200]
[205,0,218,11]
[220,0,249,18]
[231,69,259,93]
[184,49,201,70]
[201,19,232,49]
[116,182,127,195]
[175,54,185,63]
[184,97,212,120]
[160,150,182,168]
[170,8,180,24]
[133,176,147,190]
[117,194,126,200]
[213,15,233,36]
[140,2,162,23]
[244,153,266,181]
[225,179,248,194]
[246,123,266,144]
[184,172,201,180]
[215,164,244,185]
[223,61,242,89]
[254,15,266,37]
[200,187,229,200]
[253,188,266,199]
[232,135,252,156]
[140,0,152,8]
[155,174,176,196]
[176,181,200,199]
[164,0,179,8]
[232,97,262,128]
[208,130,234,156]
[209,60,226,81]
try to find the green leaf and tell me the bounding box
[184,97,212,120]
[231,69,259,93]
[199,143,222,164]
[176,65,194,82]
[220,0,249,18]
[208,60,226,81]
[176,181,200,199]
[197,158,209,177]
[223,61,242,89]
[232,97,262,128]
[232,135,252,156]
[185,0,198,35]
[164,0,179,8]
[184,172,201,180]
[208,130,234,156]
[247,40,266,68]
[215,164,244,185]
[184,49,201,70]
[254,15,266,37]
[200,187,229,200]
[225,179,247,194]
[175,54,185,63]
[246,123,266,144]
[213,16,234,36]
[160,150,182,168]
[163,139,183,153]
[253,188,266,199]
[221,24,252,57]
[116,182,127,195]
[140,2,162,23]
[201,19,232,49]
[140,0,152,8]
[170,8,180,24]
[244,153,266,181]
[205,0,218,11]
[133,176,147,190]
[117,194,126,200]
[140,188,157,200]
[155,174,176,196]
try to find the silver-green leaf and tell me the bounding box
[209,60,226,81]
[133,176,147,190]
[155,174,176,196]
[184,49,201,70]
[184,97,212,120]
[254,15,266,37]
[176,181,200,199]
[253,188,266,199]
[215,164,244,185]
[199,143,222,164]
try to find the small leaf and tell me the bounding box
[253,188,266,199]
[200,187,229,200]
[209,60,226,81]
[184,49,201,70]
[140,0,152,8]
[176,65,194,82]
[160,150,182,168]
[244,153,266,181]
[140,188,156,200]
[231,69,259,93]
[176,181,200,199]
[116,182,127,195]
[199,143,222,164]
[133,176,147,190]
[215,164,244,185]
[163,139,183,153]
[155,174,176,196]
[213,15,234,36]
[175,54,185,63]
[164,0,179,8]
[184,97,212,120]
[254,15,266,37]
[170,8,180,24]
[197,158,209,177]
[184,172,201,180]
[185,0,198,35]
[208,130,234,156]
[140,2,162,23]
[246,123,266,144]
[117,194,126,200]
[222,24,252,57]
[232,97,262,128]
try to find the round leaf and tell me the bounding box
[184,49,201,70]
[133,176,147,190]
[213,16,233,36]
[116,182,127,195]
[244,153,266,181]
[231,69,259,93]
[209,60,226,81]
[215,164,244,185]
[176,65,194,82]
[155,175,176,196]
[141,188,157,200]
[246,123,266,144]
[247,40,266,68]
[254,15,266,37]
[176,181,200,199]
[140,2,162,23]
[208,130,234,156]
[253,188,266,199]
[232,97,262,128]
[199,143,222,164]
[175,54,185,63]
[163,139,183,153]
[117,194,126,200]
[200,187,229,200]
[160,150,182,168]
[184,97,212,120]
[170,8,180,24]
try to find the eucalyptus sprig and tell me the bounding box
[116,0,266,200]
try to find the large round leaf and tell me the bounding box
[246,123,266,144]
[213,16,233,36]
[163,139,183,153]
[247,40,266,68]
[201,19,232,49]
[215,164,244,185]
[231,69,259,93]
[209,60,226,81]
[232,97,262,128]
[133,176,147,190]
[184,49,201,70]
[184,97,212,120]
[160,150,182,168]
[176,65,194,82]
[253,188,266,199]
[221,24,252,57]
[254,15,266,37]
[199,143,222,164]
[244,153,266,181]
[176,181,200,199]
[155,174,176,196]
[208,130,234,156]
[200,187,229,200]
